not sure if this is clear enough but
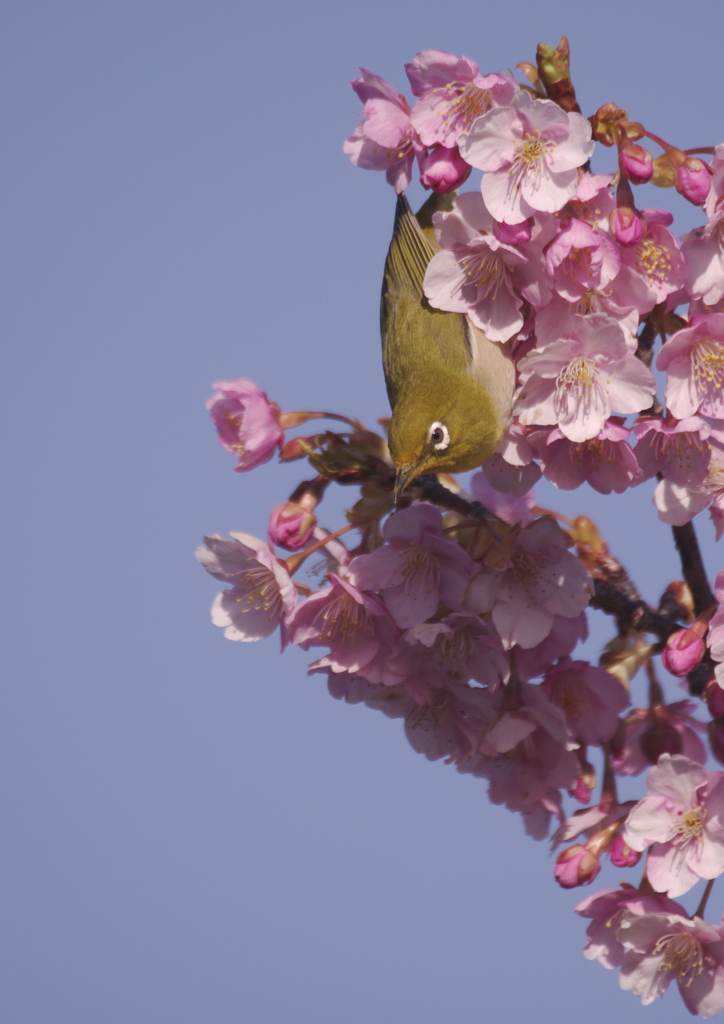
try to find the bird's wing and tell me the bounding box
[466,321,515,436]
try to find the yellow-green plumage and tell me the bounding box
[381,192,515,500]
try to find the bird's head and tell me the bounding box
[387,370,502,504]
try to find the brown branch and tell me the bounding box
[590,580,683,641]
[671,522,715,616]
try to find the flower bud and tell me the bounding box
[639,706,683,765]
[661,620,707,677]
[620,143,653,184]
[494,218,533,244]
[706,678,724,718]
[675,157,711,206]
[608,834,641,868]
[418,144,471,194]
[268,502,317,551]
[554,844,601,889]
[609,205,644,246]
[708,717,724,766]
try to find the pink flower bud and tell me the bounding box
[619,143,653,184]
[675,157,711,206]
[493,218,533,244]
[706,679,724,718]
[554,844,601,889]
[608,834,641,868]
[570,774,594,805]
[418,144,471,195]
[609,205,644,246]
[661,621,707,677]
[709,717,724,766]
[268,502,317,552]
[639,707,683,765]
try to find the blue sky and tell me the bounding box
[3,2,724,1021]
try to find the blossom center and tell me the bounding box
[435,83,493,129]
[239,565,283,618]
[507,132,553,194]
[635,238,672,283]
[225,412,245,455]
[654,932,705,986]
[692,338,724,399]
[460,249,504,297]
[671,804,707,847]
[313,592,373,646]
[401,544,440,596]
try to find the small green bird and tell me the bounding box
[381,192,515,503]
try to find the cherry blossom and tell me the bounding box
[348,503,475,629]
[530,419,642,494]
[576,886,688,970]
[268,501,317,551]
[618,912,724,1016]
[657,314,724,420]
[633,415,712,486]
[344,68,419,194]
[405,49,517,148]
[196,533,296,641]
[654,445,724,539]
[515,313,656,442]
[459,90,594,223]
[611,702,707,776]
[623,754,724,897]
[464,516,593,649]
[618,214,687,308]
[540,660,629,744]
[545,218,620,301]
[207,379,283,472]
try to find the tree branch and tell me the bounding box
[590,579,682,641]
[671,522,715,616]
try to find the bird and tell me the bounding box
[381,191,515,503]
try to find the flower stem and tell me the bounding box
[694,879,715,919]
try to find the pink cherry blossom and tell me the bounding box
[657,314,724,420]
[469,470,535,525]
[545,218,620,301]
[540,660,629,744]
[530,418,643,494]
[633,415,712,486]
[402,613,509,693]
[569,173,616,229]
[459,90,594,223]
[464,516,592,649]
[196,533,296,641]
[623,754,724,897]
[348,503,475,629]
[575,886,688,970]
[405,49,517,148]
[422,191,550,342]
[207,379,283,472]
[683,189,724,307]
[343,68,419,194]
[620,143,654,184]
[653,445,724,539]
[404,683,498,764]
[417,144,471,194]
[662,619,708,677]
[618,216,687,307]
[480,423,542,497]
[617,911,724,1016]
[676,157,712,206]
[514,611,589,682]
[515,313,656,442]
[286,573,398,676]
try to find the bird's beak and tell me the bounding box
[393,459,426,506]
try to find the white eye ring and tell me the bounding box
[427,421,450,451]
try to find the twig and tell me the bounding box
[590,580,683,641]
[671,522,715,616]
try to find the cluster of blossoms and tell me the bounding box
[201,40,724,1017]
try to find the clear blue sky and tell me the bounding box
[3,2,723,1021]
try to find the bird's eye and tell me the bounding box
[427,421,450,451]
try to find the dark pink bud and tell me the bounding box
[620,143,653,184]
[662,621,707,677]
[706,679,724,718]
[608,834,641,868]
[494,218,533,244]
[554,844,601,889]
[639,707,683,765]
[268,502,317,551]
[610,206,644,246]
[675,157,712,206]
[709,718,724,766]
[418,144,471,195]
